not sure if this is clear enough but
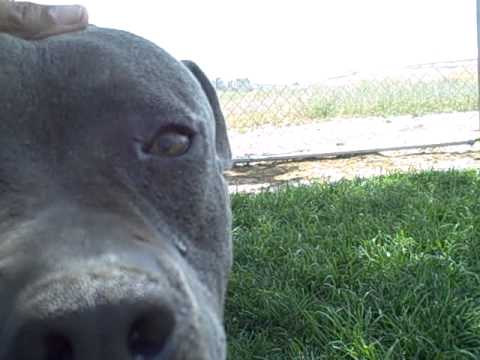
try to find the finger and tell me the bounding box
[0,1,88,40]
[33,4,89,39]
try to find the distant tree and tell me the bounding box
[214,77,227,91]
[236,78,253,91]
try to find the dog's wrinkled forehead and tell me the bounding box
[6,26,209,122]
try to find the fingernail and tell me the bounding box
[48,5,87,26]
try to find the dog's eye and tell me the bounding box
[145,130,191,157]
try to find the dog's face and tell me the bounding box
[0,26,232,359]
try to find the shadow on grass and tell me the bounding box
[226,162,304,187]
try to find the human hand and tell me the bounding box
[0,1,88,39]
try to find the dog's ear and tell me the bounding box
[181,60,232,171]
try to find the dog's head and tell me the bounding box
[0,26,232,359]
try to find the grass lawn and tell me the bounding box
[308,79,477,120]
[226,170,480,359]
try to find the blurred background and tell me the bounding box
[42,1,479,183]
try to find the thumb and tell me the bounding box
[0,1,88,40]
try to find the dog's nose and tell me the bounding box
[10,303,176,359]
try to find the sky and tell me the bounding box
[43,0,477,84]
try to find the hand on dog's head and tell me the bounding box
[0,1,88,39]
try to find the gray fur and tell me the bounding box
[0,25,232,359]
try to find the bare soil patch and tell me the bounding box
[226,112,480,193]
[226,146,480,193]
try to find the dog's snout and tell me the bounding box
[44,333,73,360]
[128,309,176,358]
[11,304,176,360]
[7,269,180,360]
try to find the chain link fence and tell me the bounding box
[216,59,479,163]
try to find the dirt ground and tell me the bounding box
[226,145,480,193]
[227,143,480,192]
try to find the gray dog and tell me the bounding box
[0,25,232,359]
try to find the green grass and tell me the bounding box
[219,77,478,131]
[226,170,480,359]
[309,79,478,120]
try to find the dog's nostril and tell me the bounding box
[44,333,74,360]
[128,308,176,358]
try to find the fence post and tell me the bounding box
[477,0,480,130]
